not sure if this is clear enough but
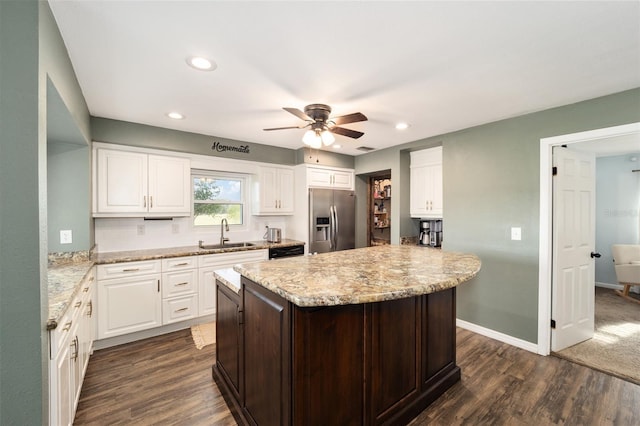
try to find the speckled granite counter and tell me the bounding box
[94,239,304,264]
[234,245,480,307]
[214,268,241,294]
[47,260,94,330]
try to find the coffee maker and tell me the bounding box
[418,219,443,247]
[429,220,443,247]
[418,220,430,245]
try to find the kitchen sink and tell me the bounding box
[199,242,256,250]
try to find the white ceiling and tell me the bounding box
[48,1,640,156]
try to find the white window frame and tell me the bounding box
[191,170,249,229]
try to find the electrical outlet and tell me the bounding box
[137,225,145,236]
[172,223,179,234]
[511,227,522,241]
[60,230,72,244]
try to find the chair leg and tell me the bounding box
[615,284,640,304]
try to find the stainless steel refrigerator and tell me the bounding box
[309,188,356,253]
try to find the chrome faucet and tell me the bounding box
[220,218,230,245]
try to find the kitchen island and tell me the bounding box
[214,245,481,426]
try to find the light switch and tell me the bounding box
[511,227,522,241]
[60,230,73,244]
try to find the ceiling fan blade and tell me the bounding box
[330,126,364,139]
[283,107,313,122]
[331,112,368,125]
[263,125,307,131]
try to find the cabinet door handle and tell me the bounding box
[74,301,82,308]
[62,321,72,332]
[71,336,79,361]
[150,196,153,208]
[144,196,147,208]
[174,262,189,266]
[87,300,93,317]
[175,307,188,312]
[175,282,188,286]
[123,268,140,272]
[157,280,160,292]
[83,286,89,292]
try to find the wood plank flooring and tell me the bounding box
[74,327,640,425]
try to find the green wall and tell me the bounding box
[0,2,91,424]
[47,141,91,252]
[355,87,640,343]
[92,117,298,165]
[92,116,356,168]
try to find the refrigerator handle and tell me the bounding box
[329,205,334,250]
[332,205,339,249]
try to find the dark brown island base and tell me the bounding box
[213,245,481,426]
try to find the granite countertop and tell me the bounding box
[214,268,241,294]
[47,239,304,329]
[94,239,304,264]
[234,245,481,307]
[47,261,94,330]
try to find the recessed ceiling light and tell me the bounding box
[332,144,342,149]
[186,56,217,71]
[167,112,185,120]
[395,122,409,130]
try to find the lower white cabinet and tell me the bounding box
[95,251,268,341]
[97,260,163,340]
[198,250,269,316]
[49,267,95,426]
[161,257,199,324]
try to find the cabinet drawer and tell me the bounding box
[50,292,84,360]
[162,256,197,271]
[97,260,161,280]
[163,295,199,324]
[162,269,198,297]
[198,250,268,268]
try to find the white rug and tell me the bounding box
[190,322,216,350]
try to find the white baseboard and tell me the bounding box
[596,281,623,290]
[456,319,539,354]
[94,315,216,350]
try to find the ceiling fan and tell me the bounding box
[264,104,367,148]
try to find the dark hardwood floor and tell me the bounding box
[74,327,640,425]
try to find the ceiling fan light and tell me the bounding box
[303,129,317,145]
[321,130,335,146]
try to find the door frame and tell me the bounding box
[537,122,640,355]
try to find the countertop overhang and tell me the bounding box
[234,245,481,307]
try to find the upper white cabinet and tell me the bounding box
[93,147,191,217]
[410,147,443,218]
[306,166,354,190]
[253,166,294,215]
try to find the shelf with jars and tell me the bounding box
[370,176,391,245]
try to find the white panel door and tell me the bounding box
[96,149,147,213]
[551,147,596,351]
[148,155,191,214]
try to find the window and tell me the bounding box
[192,172,245,226]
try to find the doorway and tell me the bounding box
[368,173,391,246]
[537,122,640,356]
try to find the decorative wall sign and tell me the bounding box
[211,141,250,154]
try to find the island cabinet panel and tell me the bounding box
[292,304,365,425]
[368,297,421,424]
[423,288,457,384]
[242,279,291,426]
[214,277,463,426]
[215,281,242,401]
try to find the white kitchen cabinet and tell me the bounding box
[306,166,354,190]
[252,166,294,215]
[198,250,268,316]
[49,268,95,426]
[161,256,198,324]
[410,147,443,218]
[97,260,163,339]
[94,147,191,217]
